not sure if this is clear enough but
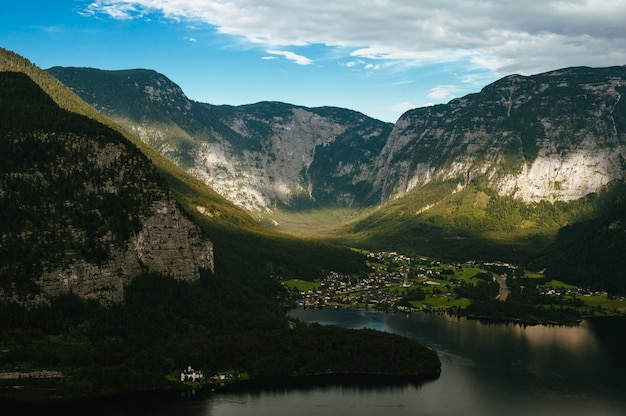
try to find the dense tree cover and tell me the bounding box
[0,63,439,399]
[0,271,440,397]
[0,72,166,295]
[464,299,582,326]
[540,193,626,295]
[458,275,583,325]
[240,324,440,378]
[445,271,583,325]
[453,280,499,300]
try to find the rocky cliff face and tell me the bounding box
[47,67,393,211]
[35,197,213,305]
[0,71,213,306]
[191,105,346,211]
[374,67,626,203]
[48,65,626,212]
[191,103,392,210]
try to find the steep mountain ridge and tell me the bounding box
[375,66,626,203]
[47,66,393,212]
[43,62,626,293]
[48,65,626,215]
[0,49,443,397]
[0,70,213,305]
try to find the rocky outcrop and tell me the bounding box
[49,65,626,212]
[35,197,213,305]
[46,67,393,211]
[0,70,214,306]
[373,66,626,203]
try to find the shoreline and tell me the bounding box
[0,369,441,405]
[290,304,625,327]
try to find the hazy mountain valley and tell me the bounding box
[0,48,443,398]
[1,46,626,399]
[47,63,626,288]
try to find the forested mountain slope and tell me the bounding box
[0,71,213,305]
[47,66,393,212]
[0,48,441,398]
[47,62,626,294]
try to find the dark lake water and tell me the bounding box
[285,308,626,416]
[8,308,626,415]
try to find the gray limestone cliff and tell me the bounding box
[35,197,214,305]
[373,66,626,203]
[48,65,626,212]
[0,71,213,306]
[191,104,392,210]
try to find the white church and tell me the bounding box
[180,365,204,382]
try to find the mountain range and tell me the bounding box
[1,45,625,399]
[48,65,626,210]
[46,63,626,293]
[47,66,394,212]
[0,48,442,397]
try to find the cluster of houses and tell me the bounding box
[291,251,447,308]
[286,251,625,313]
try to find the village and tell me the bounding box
[286,251,476,310]
[174,251,623,395]
[283,251,618,312]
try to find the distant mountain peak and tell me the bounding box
[377,65,626,203]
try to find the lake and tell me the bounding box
[8,308,626,415]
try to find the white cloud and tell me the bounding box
[384,80,415,87]
[84,0,626,76]
[392,102,418,114]
[427,85,463,101]
[265,50,312,66]
[83,1,143,20]
[344,59,379,71]
[350,46,442,62]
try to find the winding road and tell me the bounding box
[492,272,510,301]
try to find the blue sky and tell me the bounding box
[2,0,626,123]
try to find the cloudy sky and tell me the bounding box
[2,0,626,122]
